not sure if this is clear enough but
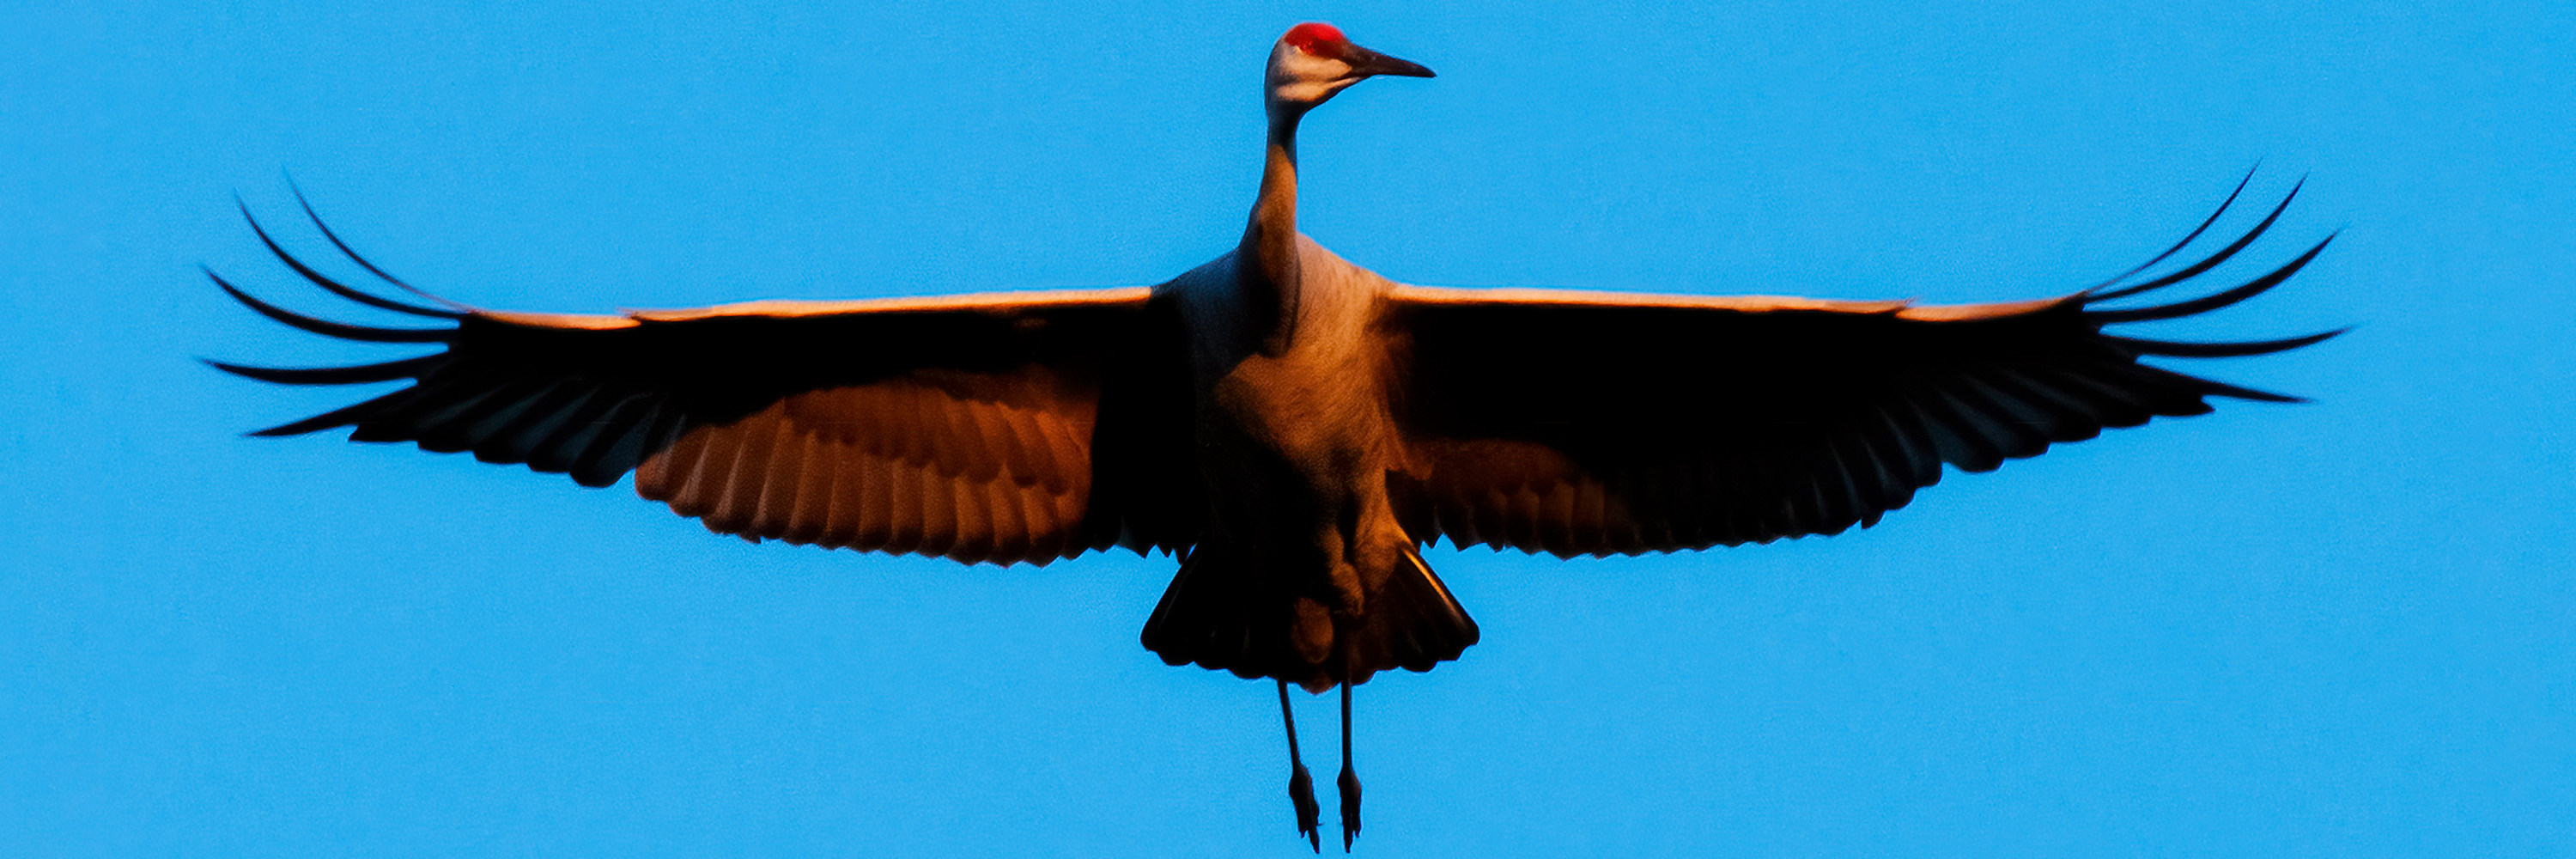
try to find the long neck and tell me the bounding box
[1239,109,1303,353]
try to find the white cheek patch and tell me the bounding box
[1274,81,1338,103]
[1270,50,1355,105]
[1284,51,1348,80]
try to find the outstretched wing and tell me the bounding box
[210,198,1201,565]
[1386,175,2339,557]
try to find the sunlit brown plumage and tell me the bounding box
[210,21,2336,851]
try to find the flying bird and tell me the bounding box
[210,21,2338,851]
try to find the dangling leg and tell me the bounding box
[1337,677,1362,851]
[1279,679,1321,851]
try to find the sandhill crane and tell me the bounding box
[210,21,2338,851]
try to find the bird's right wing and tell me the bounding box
[1382,178,2337,558]
[210,199,1202,565]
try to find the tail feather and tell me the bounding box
[1350,545,1479,679]
[1140,544,1291,680]
[1140,544,1479,686]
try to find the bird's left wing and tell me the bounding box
[1382,181,2338,558]
[210,203,1201,565]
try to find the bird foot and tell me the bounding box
[1290,762,1321,852]
[1337,761,1362,851]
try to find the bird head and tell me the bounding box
[1266,22,1433,117]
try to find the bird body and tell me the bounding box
[1155,31,1469,692]
[208,21,2338,850]
[1156,234,1474,692]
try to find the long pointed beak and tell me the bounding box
[1346,44,1434,79]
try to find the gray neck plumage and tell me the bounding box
[1239,109,1305,355]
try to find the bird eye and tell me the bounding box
[1285,22,1347,56]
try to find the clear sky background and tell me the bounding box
[4,1,2570,856]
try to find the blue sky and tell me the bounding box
[4,1,2570,856]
